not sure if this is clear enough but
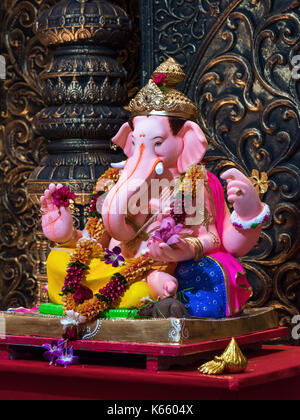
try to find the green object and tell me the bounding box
[251,223,260,228]
[39,303,142,319]
[98,308,141,319]
[39,303,64,316]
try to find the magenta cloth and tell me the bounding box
[7,306,39,314]
[206,171,252,316]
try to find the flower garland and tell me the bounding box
[60,167,154,322]
[58,164,208,323]
[169,164,207,224]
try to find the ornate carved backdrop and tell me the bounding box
[140,0,300,327]
[0,0,139,310]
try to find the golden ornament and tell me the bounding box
[250,169,269,195]
[126,58,199,121]
[198,338,248,375]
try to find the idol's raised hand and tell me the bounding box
[221,168,263,220]
[40,183,75,243]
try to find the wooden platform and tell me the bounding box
[1,307,280,344]
[0,307,287,370]
[1,327,288,371]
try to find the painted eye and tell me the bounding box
[155,141,162,147]
[132,140,135,146]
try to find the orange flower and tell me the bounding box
[77,297,107,320]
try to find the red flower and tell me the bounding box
[73,285,94,304]
[152,73,167,87]
[62,325,78,341]
[52,186,76,208]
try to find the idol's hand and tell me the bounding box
[146,237,195,263]
[221,168,263,220]
[40,184,74,243]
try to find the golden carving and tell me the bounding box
[34,0,131,47]
[250,169,269,195]
[152,57,185,86]
[0,0,138,309]
[178,0,300,329]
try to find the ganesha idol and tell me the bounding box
[40,58,270,321]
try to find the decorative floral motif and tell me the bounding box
[168,319,189,343]
[250,170,269,195]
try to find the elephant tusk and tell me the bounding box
[155,161,164,175]
[110,160,127,169]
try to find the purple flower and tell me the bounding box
[152,216,193,246]
[42,339,64,365]
[55,346,79,368]
[104,246,125,268]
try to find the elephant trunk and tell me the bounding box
[102,144,162,242]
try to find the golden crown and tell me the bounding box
[126,58,199,121]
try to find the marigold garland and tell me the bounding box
[61,164,208,321]
[61,167,154,321]
[182,164,207,197]
[170,164,207,224]
[62,255,154,320]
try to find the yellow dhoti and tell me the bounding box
[47,248,155,308]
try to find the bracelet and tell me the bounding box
[208,231,220,248]
[184,237,204,262]
[231,203,270,230]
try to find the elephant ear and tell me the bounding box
[177,121,208,173]
[111,122,134,157]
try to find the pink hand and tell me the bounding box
[40,183,74,243]
[146,238,194,263]
[221,168,263,220]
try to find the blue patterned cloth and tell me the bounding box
[174,257,227,318]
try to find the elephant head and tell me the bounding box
[101,115,208,242]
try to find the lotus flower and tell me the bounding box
[152,216,193,246]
